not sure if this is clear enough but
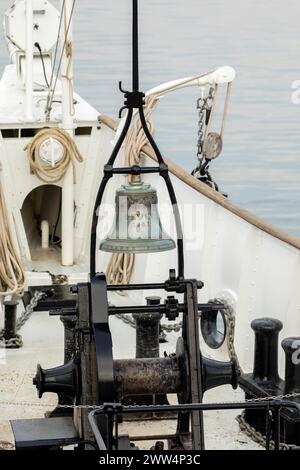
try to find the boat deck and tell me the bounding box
[0,309,261,450]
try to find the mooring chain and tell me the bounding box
[197,87,215,159]
[192,86,215,177]
[215,299,243,374]
[115,313,136,329]
[0,441,14,451]
[1,391,300,411]
[236,412,300,451]
[0,291,46,349]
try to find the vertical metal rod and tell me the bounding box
[184,281,205,450]
[132,0,139,91]
[265,407,270,451]
[25,0,34,121]
[107,413,114,451]
[61,0,75,267]
[115,415,119,451]
[272,406,281,451]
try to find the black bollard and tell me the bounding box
[281,337,300,394]
[133,296,162,358]
[125,296,171,419]
[4,301,17,340]
[3,299,21,348]
[280,337,300,445]
[251,318,283,384]
[239,318,284,438]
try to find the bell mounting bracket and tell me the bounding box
[90,0,185,279]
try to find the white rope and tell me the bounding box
[106,95,159,292]
[61,39,75,117]
[0,185,25,297]
[61,1,75,117]
[24,127,84,184]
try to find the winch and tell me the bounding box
[27,271,238,450]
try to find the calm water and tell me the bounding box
[1,0,300,235]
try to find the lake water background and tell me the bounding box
[1,0,300,236]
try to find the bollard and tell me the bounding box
[3,299,20,348]
[280,337,300,445]
[133,296,162,358]
[281,337,300,394]
[240,318,300,446]
[251,318,283,384]
[239,318,283,438]
[4,302,18,341]
[126,296,170,419]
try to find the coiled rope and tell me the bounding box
[25,128,84,184]
[0,185,25,297]
[106,95,159,290]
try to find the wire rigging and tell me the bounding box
[49,0,66,88]
[45,0,76,120]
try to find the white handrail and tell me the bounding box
[146,66,236,98]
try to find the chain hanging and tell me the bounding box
[192,82,232,193]
[192,86,219,190]
[196,86,216,163]
[236,412,300,450]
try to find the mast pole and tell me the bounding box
[25,0,34,121]
[61,0,75,266]
[132,0,139,91]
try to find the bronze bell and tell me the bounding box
[100,179,176,254]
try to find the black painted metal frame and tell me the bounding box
[90,0,184,278]
[89,400,300,451]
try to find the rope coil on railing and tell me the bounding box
[0,185,25,297]
[24,128,84,184]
